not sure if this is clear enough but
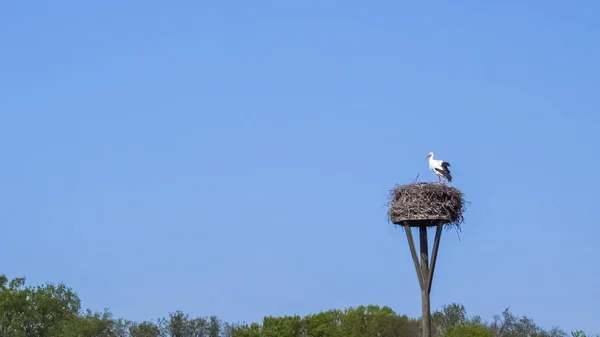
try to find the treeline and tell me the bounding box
[0,275,594,337]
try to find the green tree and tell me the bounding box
[159,310,194,337]
[360,305,419,337]
[388,315,421,337]
[337,305,415,337]
[232,322,262,337]
[570,331,600,337]
[0,275,81,337]
[59,309,124,337]
[129,321,160,337]
[157,311,223,337]
[208,315,221,337]
[432,303,467,336]
[0,274,591,337]
[261,315,302,337]
[302,310,341,337]
[446,323,493,337]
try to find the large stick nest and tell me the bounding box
[387,182,466,228]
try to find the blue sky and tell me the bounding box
[1,0,599,334]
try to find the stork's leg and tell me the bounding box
[438,175,442,184]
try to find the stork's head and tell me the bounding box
[426,152,434,159]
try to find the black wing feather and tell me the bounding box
[435,164,453,182]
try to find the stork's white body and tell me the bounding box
[426,152,452,183]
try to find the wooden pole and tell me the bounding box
[428,222,443,294]
[419,225,431,337]
[403,225,423,287]
[403,222,444,337]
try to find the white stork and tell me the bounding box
[426,152,452,183]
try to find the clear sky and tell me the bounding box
[1,0,599,334]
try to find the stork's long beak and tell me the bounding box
[425,154,431,159]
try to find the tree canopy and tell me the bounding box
[0,275,594,337]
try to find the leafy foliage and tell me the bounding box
[0,275,80,337]
[446,323,493,337]
[0,274,595,337]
